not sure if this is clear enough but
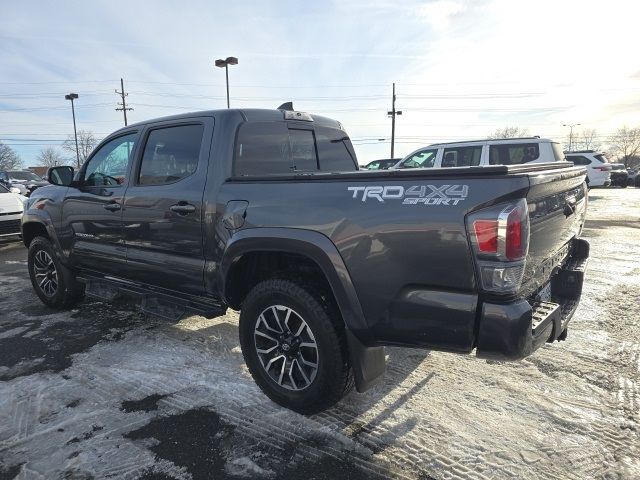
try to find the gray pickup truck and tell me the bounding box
[22,108,589,413]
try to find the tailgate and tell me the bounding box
[521,167,587,298]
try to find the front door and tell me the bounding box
[121,120,211,295]
[62,132,138,275]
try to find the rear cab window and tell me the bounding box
[489,143,540,165]
[234,122,357,176]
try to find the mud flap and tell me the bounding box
[345,329,386,392]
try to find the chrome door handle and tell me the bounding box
[103,203,121,212]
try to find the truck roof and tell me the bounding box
[119,108,343,133]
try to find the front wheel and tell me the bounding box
[239,278,353,414]
[28,237,84,309]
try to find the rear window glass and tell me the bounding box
[315,126,357,171]
[234,122,357,175]
[289,129,318,171]
[489,143,540,165]
[594,154,608,163]
[234,122,291,176]
[442,146,482,167]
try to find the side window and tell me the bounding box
[366,161,380,170]
[83,133,137,187]
[289,129,318,171]
[315,126,358,172]
[566,155,591,166]
[402,149,437,169]
[234,122,290,176]
[138,124,204,185]
[442,146,482,168]
[489,143,540,165]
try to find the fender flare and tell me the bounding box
[219,227,385,392]
[21,212,66,261]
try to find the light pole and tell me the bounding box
[563,123,581,152]
[214,56,238,108]
[65,93,80,167]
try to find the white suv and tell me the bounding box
[393,137,565,170]
[564,151,612,187]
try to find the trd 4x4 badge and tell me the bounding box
[347,185,468,205]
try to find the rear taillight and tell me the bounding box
[466,199,530,294]
[594,165,611,171]
[473,220,498,254]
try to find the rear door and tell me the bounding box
[62,132,138,275]
[121,118,213,295]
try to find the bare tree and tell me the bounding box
[574,129,601,151]
[0,142,22,170]
[608,126,640,167]
[36,147,67,167]
[487,126,530,139]
[62,130,97,166]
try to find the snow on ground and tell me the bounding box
[0,188,639,479]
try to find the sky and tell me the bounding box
[1,0,640,166]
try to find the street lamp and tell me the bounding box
[65,93,80,167]
[214,56,238,108]
[563,123,581,152]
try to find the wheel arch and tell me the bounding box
[220,228,385,392]
[220,228,369,339]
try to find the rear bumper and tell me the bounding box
[475,238,589,361]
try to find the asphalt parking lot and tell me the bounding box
[1,187,639,480]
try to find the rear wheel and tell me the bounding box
[239,278,353,414]
[28,237,84,309]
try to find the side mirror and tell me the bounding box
[48,166,74,186]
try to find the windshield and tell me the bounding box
[9,171,43,181]
[401,149,437,168]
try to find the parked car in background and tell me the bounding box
[608,163,629,188]
[0,182,25,240]
[0,170,49,196]
[361,158,400,170]
[392,137,564,170]
[627,169,638,187]
[564,151,612,188]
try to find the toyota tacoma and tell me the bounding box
[22,108,589,413]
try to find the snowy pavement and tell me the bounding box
[1,187,639,480]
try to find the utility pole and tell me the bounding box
[115,78,133,126]
[387,83,402,158]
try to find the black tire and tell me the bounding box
[239,278,353,414]
[28,236,84,309]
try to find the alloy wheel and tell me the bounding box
[33,249,58,297]
[253,305,319,391]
